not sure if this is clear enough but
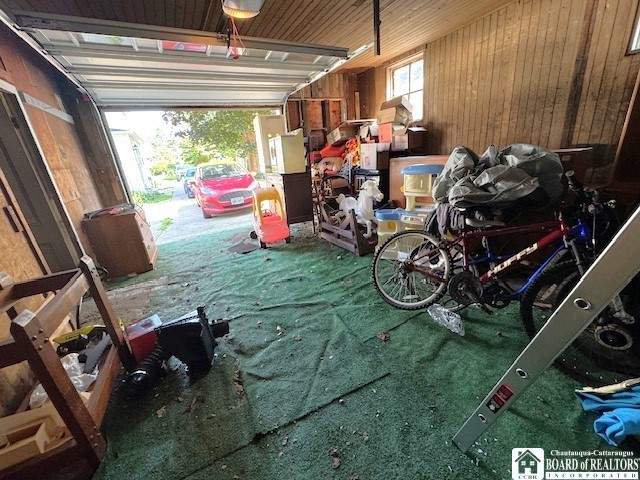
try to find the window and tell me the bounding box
[631,8,640,54]
[388,55,424,120]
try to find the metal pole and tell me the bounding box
[453,204,640,452]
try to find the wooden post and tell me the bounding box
[10,311,105,467]
[79,255,134,369]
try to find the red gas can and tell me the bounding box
[126,314,162,363]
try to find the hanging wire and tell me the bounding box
[229,16,247,59]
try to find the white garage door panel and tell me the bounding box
[10,12,367,108]
[95,88,288,107]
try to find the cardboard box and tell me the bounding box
[359,123,379,141]
[391,126,428,152]
[360,143,390,170]
[378,95,413,124]
[380,95,414,112]
[327,123,358,145]
[378,123,405,143]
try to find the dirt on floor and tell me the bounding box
[89,221,610,480]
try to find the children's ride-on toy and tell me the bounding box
[250,187,291,248]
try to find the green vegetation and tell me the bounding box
[163,109,274,165]
[150,160,176,176]
[131,190,173,206]
[158,217,173,233]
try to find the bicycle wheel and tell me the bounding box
[372,231,451,310]
[520,261,640,386]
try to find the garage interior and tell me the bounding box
[0,0,639,479]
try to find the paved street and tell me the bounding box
[142,182,254,245]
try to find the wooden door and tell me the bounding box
[0,165,49,328]
[0,165,49,417]
[0,93,78,271]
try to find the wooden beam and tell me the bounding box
[32,272,87,334]
[87,346,120,425]
[79,256,134,369]
[561,1,599,147]
[11,270,79,299]
[373,0,381,56]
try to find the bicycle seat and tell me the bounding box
[465,218,506,228]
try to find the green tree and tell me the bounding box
[163,109,274,164]
[150,128,181,166]
[179,140,216,166]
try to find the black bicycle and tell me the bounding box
[519,174,638,386]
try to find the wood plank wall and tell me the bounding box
[356,0,640,178]
[0,24,123,255]
[423,0,640,169]
[0,25,125,416]
[289,72,359,119]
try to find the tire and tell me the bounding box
[285,236,291,244]
[372,231,451,310]
[202,208,212,219]
[520,261,640,386]
[260,241,267,249]
[250,231,258,240]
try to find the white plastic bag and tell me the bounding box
[427,303,465,336]
[29,353,99,409]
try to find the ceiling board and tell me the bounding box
[1,0,515,69]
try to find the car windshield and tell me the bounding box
[200,164,245,180]
[185,168,196,179]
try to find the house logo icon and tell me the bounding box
[512,448,544,480]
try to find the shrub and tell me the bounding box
[131,190,173,206]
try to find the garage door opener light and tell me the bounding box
[222,0,265,19]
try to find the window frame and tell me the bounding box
[628,2,640,55]
[386,53,425,120]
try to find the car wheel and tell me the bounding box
[202,208,212,219]
[285,236,291,244]
[260,241,267,249]
[250,231,258,240]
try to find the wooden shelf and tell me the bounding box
[0,256,133,480]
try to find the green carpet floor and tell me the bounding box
[93,224,607,480]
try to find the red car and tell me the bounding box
[193,163,259,218]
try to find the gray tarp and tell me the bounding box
[433,144,563,209]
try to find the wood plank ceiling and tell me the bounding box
[0,0,515,70]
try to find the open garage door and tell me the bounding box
[9,12,367,108]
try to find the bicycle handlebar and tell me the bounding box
[565,170,583,191]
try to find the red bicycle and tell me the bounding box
[371,175,609,312]
[372,176,640,385]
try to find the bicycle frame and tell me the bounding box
[443,218,591,297]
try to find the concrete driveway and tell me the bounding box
[142,181,254,245]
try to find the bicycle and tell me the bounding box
[372,187,599,312]
[372,172,631,385]
[519,175,638,386]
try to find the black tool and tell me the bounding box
[156,306,229,370]
[123,306,229,396]
[80,335,112,373]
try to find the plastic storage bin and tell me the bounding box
[375,208,432,249]
[401,164,444,211]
